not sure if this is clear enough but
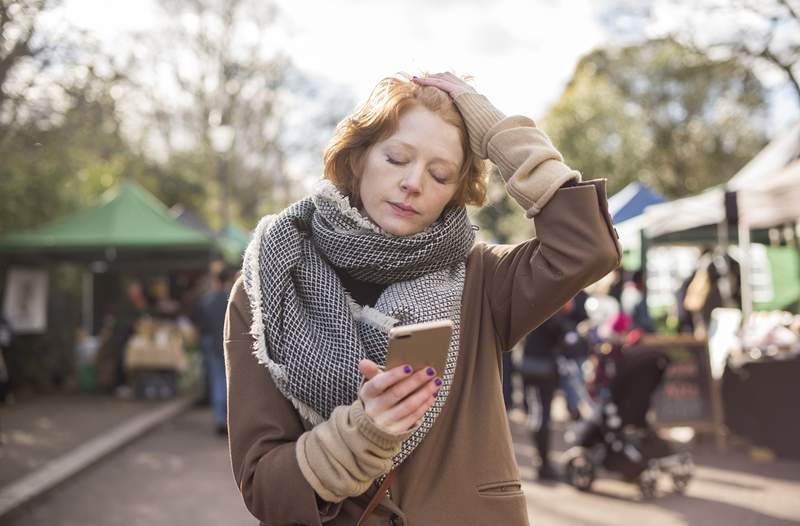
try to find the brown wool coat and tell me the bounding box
[224,178,621,525]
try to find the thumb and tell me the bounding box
[358,359,382,381]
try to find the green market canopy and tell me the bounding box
[0,181,228,269]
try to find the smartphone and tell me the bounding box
[386,319,453,376]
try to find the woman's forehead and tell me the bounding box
[383,108,463,165]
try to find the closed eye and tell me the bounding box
[386,156,406,166]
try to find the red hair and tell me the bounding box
[323,75,488,208]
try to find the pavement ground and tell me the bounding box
[2,394,800,525]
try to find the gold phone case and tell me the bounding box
[386,319,453,376]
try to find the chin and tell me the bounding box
[379,218,423,236]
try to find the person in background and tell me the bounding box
[109,280,148,397]
[196,268,235,436]
[0,314,13,405]
[522,303,573,481]
[623,270,655,334]
[558,290,590,421]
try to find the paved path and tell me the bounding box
[509,410,800,525]
[4,407,800,525]
[4,408,252,526]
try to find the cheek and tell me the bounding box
[432,185,459,209]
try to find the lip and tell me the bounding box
[388,201,419,216]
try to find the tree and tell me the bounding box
[598,0,800,108]
[1,0,57,143]
[0,66,157,234]
[117,0,293,228]
[540,38,768,199]
[0,0,153,234]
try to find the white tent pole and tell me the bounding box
[737,193,753,328]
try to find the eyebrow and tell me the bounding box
[388,140,460,170]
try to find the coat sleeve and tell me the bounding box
[479,179,622,351]
[224,276,342,525]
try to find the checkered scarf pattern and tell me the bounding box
[242,180,475,467]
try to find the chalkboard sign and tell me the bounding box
[638,336,714,426]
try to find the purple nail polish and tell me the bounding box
[404,365,412,374]
[433,390,440,398]
[426,367,435,376]
[435,378,443,386]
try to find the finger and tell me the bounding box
[375,373,440,421]
[375,380,440,430]
[370,368,439,413]
[393,391,437,432]
[358,359,382,381]
[359,362,414,400]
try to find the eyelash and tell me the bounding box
[386,156,448,184]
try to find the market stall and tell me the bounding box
[634,123,800,457]
[0,181,227,395]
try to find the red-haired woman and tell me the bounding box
[224,72,621,525]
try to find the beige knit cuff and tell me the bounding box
[295,400,413,504]
[351,397,416,449]
[453,92,506,159]
[508,160,582,218]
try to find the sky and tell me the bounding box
[50,0,610,119]
[47,0,800,142]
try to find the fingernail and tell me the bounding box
[412,75,419,80]
[426,367,435,376]
[404,365,412,374]
[434,378,443,386]
[433,390,440,398]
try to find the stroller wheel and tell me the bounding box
[637,467,659,499]
[672,473,690,493]
[671,454,694,494]
[565,449,595,492]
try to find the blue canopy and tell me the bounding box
[607,182,665,224]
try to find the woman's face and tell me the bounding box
[358,106,463,236]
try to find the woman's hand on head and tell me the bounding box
[358,359,441,434]
[412,72,477,100]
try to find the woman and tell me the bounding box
[225,72,621,525]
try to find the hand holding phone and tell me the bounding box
[358,359,441,433]
[357,320,453,434]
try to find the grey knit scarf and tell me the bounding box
[242,180,475,467]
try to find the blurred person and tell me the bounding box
[683,248,741,338]
[522,303,574,481]
[622,269,655,334]
[195,268,235,436]
[0,313,13,405]
[224,72,620,524]
[558,291,591,420]
[108,280,148,396]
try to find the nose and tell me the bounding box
[400,163,424,194]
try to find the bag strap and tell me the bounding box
[356,471,395,526]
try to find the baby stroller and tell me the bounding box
[561,340,694,498]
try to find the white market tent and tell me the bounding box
[738,159,800,229]
[637,121,800,320]
[643,121,800,239]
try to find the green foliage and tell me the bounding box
[541,38,769,198]
[0,78,158,234]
